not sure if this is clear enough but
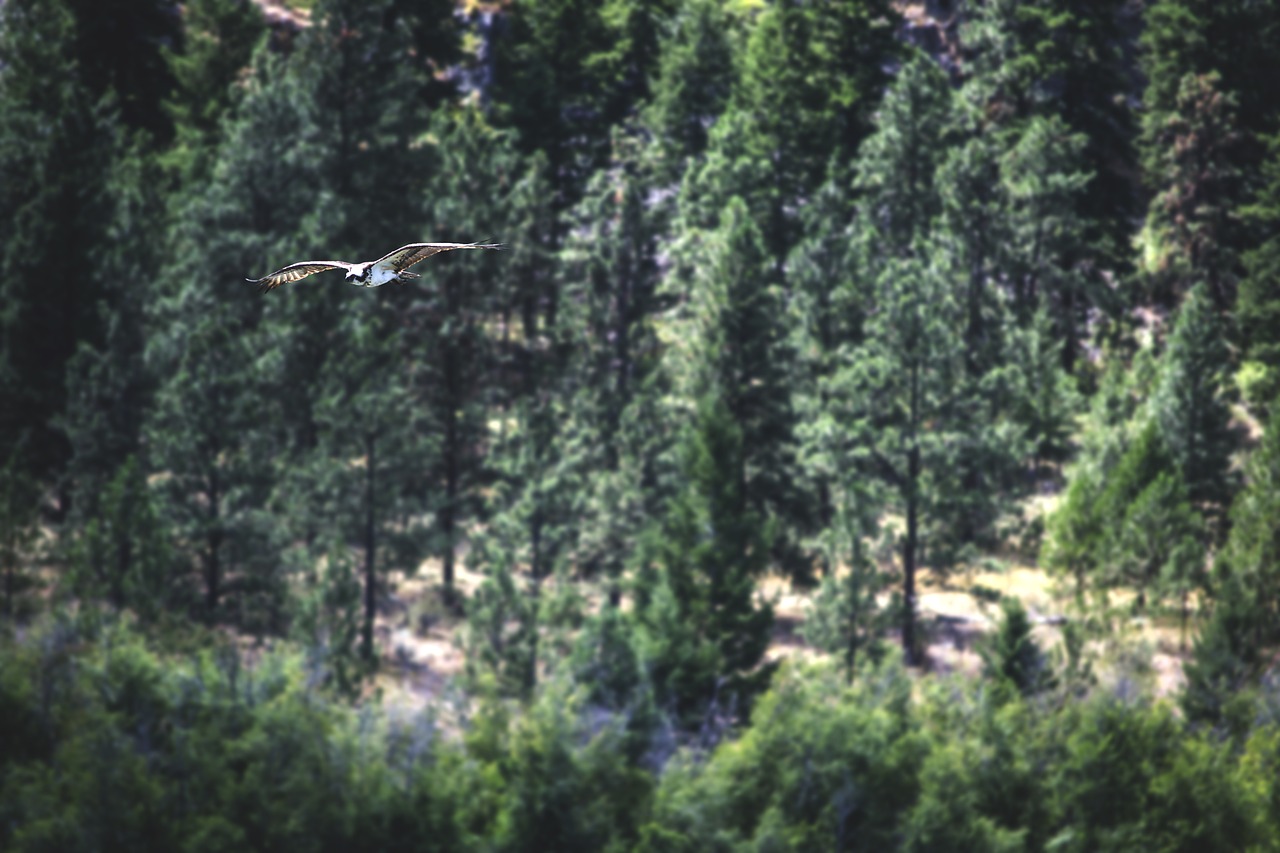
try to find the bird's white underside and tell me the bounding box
[357,264,400,287]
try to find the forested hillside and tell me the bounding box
[3,0,1280,849]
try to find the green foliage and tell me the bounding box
[2,1,1279,845]
[1151,283,1238,518]
[980,597,1054,698]
[0,449,41,622]
[1238,133,1280,410]
[162,0,266,181]
[961,0,1139,268]
[640,0,736,182]
[1107,471,1203,612]
[0,0,123,486]
[633,395,775,731]
[68,457,175,622]
[1140,72,1247,308]
[1181,571,1265,733]
[727,0,898,254]
[640,660,923,851]
[801,485,888,682]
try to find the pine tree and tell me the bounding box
[1107,471,1203,613]
[0,0,122,490]
[1218,398,1280,647]
[726,0,899,256]
[980,597,1053,698]
[800,483,887,683]
[1180,571,1264,731]
[145,53,322,628]
[632,395,774,731]
[849,52,955,256]
[410,110,552,603]
[558,154,666,584]
[162,0,266,182]
[998,116,1098,343]
[307,305,431,663]
[489,0,673,212]
[639,0,736,186]
[1150,283,1238,519]
[662,197,809,577]
[960,0,1139,267]
[0,446,41,621]
[68,456,175,623]
[831,253,968,665]
[61,145,169,529]
[1238,134,1280,411]
[1139,72,1246,308]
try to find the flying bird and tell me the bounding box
[246,241,502,293]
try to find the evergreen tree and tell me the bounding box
[831,253,969,665]
[145,289,287,629]
[662,197,809,576]
[1181,571,1264,731]
[145,53,323,629]
[632,396,775,732]
[62,0,182,141]
[1107,471,1203,613]
[1237,133,1280,410]
[408,108,525,602]
[292,538,364,698]
[998,116,1099,346]
[1139,72,1246,309]
[162,0,266,182]
[1140,0,1280,172]
[310,306,431,663]
[1150,282,1238,518]
[0,447,40,621]
[800,483,887,683]
[0,0,122,490]
[960,0,1139,267]
[726,0,899,256]
[850,52,955,255]
[68,457,174,623]
[639,0,736,186]
[980,597,1053,698]
[489,0,674,212]
[1217,397,1280,648]
[558,156,667,583]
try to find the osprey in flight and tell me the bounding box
[246,241,502,293]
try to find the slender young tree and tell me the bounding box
[306,305,431,664]
[830,254,968,665]
[1150,282,1238,521]
[632,395,775,731]
[662,197,809,576]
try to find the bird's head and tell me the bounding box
[345,265,365,283]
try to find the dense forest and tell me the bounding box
[3,0,1280,848]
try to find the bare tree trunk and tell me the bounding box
[362,433,377,663]
[205,467,222,620]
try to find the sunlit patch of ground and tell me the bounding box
[369,527,1200,708]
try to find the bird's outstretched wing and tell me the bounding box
[373,241,504,273]
[246,261,356,293]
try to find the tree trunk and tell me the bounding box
[362,432,377,663]
[205,467,222,620]
[904,454,919,667]
[903,355,921,667]
[442,343,459,604]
